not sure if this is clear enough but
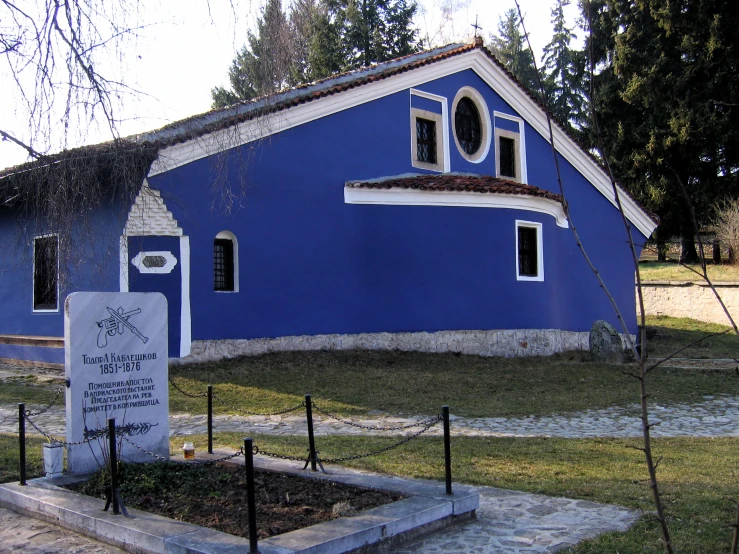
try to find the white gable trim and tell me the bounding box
[149,50,656,237]
[123,181,183,237]
[344,187,569,228]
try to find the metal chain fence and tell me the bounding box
[24,384,65,417]
[23,413,93,446]
[121,436,244,465]
[320,413,443,463]
[168,376,208,398]
[311,403,442,431]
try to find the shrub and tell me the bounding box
[713,199,739,264]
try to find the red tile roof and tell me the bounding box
[346,174,563,203]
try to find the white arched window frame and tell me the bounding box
[214,231,239,292]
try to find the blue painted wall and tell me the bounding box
[0,203,123,339]
[0,65,647,354]
[147,68,646,343]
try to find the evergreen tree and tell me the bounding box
[490,8,540,95]
[584,0,739,261]
[307,6,344,80]
[340,0,419,70]
[211,0,294,107]
[541,0,586,132]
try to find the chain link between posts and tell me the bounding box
[320,413,443,463]
[121,436,245,465]
[23,412,94,446]
[311,404,442,431]
[24,384,65,417]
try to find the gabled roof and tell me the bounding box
[1,39,658,237]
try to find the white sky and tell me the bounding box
[0,0,580,170]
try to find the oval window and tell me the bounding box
[454,98,482,155]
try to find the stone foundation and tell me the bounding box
[639,281,739,325]
[178,328,592,363]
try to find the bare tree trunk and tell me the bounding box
[680,224,699,264]
[713,239,722,265]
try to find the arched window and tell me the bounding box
[214,231,238,292]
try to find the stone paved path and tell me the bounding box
[4,392,739,440]
[2,361,737,552]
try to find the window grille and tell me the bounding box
[214,238,234,291]
[455,98,481,155]
[416,118,437,164]
[499,136,516,178]
[34,236,58,310]
[518,226,538,277]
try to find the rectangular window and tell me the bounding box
[214,239,234,291]
[416,118,437,164]
[516,221,543,281]
[499,137,516,178]
[410,104,444,172]
[33,235,58,310]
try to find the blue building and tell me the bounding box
[0,40,657,367]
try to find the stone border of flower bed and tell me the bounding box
[0,450,479,554]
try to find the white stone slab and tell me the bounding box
[65,292,169,474]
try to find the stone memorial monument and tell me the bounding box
[65,292,169,474]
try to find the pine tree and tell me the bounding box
[541,0,585,131]
[584,0,739,261]
[211,0,294,107]
[490,8,540,96]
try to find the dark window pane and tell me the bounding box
[499,136,516,178]
[518,226,538,277]
[34,236,58,310]
[455,98,481,155]
[214,238,234,291]
[416,118,437,164]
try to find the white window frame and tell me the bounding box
[410,89,449,172]
[451,86,491,163]
[32,233,60,313]
[494,111,527,184]
[515,220,543,282]
[215,230,239,293]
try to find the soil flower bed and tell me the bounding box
[68,461,403,539]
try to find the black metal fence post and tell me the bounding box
[18,403,26,486]
[244,438,259,554]
[305,394,318,471]
[108,418,120,515]
[443,406,452,495]
[207,385,213,454]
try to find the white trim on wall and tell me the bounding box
[148,49,656,238]
[131,251,178,274]
[493,111,527,184]
[119,236,129,293]
[215,230,239,293]
[515,220,544,282]
[344,187,569,227]
[180,235,191,357]
[409,89,449,172]
[451,86,491,164]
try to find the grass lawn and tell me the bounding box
[639,261,739,282]
[5,319,736,420]
[169,433,739,554]
[645,315,739,360]
[167,347,739,419]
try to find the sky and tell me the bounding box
[0,0,580,170]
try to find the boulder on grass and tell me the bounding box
[589,320,624,363]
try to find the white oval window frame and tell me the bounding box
[131,251,178,274]
[451,86,491,164]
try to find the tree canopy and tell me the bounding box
[584,0,739,260]
[211,0,420,107]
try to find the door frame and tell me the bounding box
[119,234,191,357]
